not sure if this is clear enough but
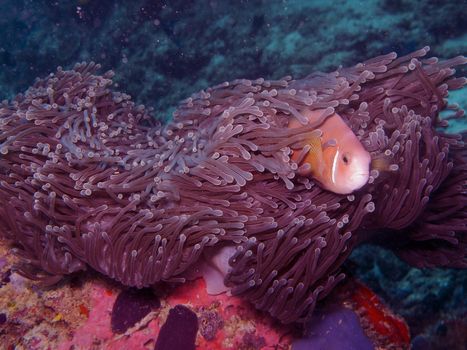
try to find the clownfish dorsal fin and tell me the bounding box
[306,134,325,176]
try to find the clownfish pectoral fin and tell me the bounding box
[371,156,395,172]
[305,135,325,175]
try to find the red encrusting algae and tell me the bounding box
[347,280,411,349]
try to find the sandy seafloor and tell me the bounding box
[0,0,466,349]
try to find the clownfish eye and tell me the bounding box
[342,153,350,164]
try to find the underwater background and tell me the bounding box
[0,0,466,349]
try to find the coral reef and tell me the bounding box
[0,247,409,350]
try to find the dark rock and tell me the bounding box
[111,288,160,334]
[1,269,11,285]
[0,313,6,325]
[242,331,266,349]
[155,304,198,350]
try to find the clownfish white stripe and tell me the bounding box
[332,149,339,185]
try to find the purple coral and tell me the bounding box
[0,48,465,325]
[154,305,198,350]
[292,304,373,350]
[111,288,160,334]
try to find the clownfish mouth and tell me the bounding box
[350,172,370,190]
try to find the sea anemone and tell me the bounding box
[0,47,465,324]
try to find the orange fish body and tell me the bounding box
[289,109,371,194]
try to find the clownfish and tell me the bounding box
[289,109,371,194]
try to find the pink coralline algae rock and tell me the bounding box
[0,255,409,350]
[55,278,292,349]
